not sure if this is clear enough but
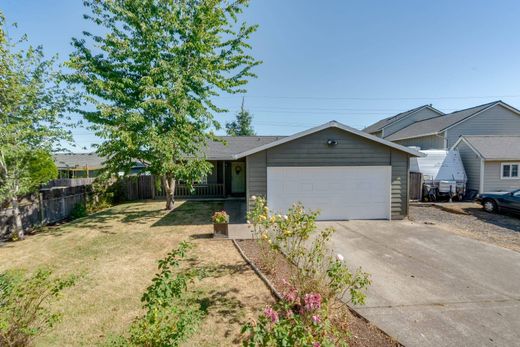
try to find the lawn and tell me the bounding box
[0,200,274,346]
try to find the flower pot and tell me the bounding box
[213,223,228,238]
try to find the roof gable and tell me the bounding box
[363,105,443,134]
[454,135,520,160]
[203,136,284,160]
[234,121,424,159]
[385,101,516,141]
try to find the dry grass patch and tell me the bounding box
[0,200,273,346]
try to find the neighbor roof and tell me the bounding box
[363,105,443,134]
[204,136,285,160]
[53,153,106,169]
[385,101,503,141]
[454,135,520,160]
[234,121,424,159]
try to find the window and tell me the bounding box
[501,163,520,179]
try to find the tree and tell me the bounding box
[67,0,260,210]
[226,97,255,136]
[0,13,74,240]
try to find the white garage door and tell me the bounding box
[267,166,392,220]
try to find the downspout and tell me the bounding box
[479,159,485,193]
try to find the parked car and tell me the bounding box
[476,190,520,213]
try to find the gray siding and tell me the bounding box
[370,130,383,138]
[455,142,481,191]
[394,134,445,150]
[483,161,520,192]
[446,104,520,148]
[246,151,267,210]
[384,108,441,137]
[246,128,411,219]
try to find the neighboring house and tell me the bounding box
[363,104,444,138]
[452,135,520,193]
[382,101,520,149]
[53,153,145,178]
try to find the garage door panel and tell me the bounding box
[267,166,391,220]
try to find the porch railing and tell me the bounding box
[174,183,225,198]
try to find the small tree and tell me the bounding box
[226,97,255,136]
[0,13,75,239]
[67,0,260,210]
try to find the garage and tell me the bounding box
[267,166,392,220]
[235,121,423,220]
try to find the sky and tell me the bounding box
[3,0,520,151]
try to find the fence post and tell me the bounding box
[39,192,45,224]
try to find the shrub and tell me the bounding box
[70,202,87,220]
[211,210,229,224]
[242,282,349,347]
[0,268,77,346]
[108,241,207,347]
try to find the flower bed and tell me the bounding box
[238,196,401,347]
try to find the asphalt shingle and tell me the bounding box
[461,135,520,160]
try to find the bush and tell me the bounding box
[0,268,76,346]
[70,202,87,220]
[108,241,207,347]
[211,210,229,224]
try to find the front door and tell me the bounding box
[231,162,246,194]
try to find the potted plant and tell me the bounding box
[212,210,229,237]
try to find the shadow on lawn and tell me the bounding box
[152,200,224,227]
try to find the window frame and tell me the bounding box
[500,163,520,180]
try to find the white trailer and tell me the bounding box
[410,149,467,201]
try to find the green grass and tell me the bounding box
[0,200,274,346]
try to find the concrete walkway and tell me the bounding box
[320,220,520,347]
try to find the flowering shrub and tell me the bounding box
[242,282,349,347]
[212,210,229,224]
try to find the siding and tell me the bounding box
[246,151,267,210]
[483,161,520,192]
[384,108,441,137]
[246,127,411,219]
[446,104,520,148]
[371,130,383,138]
[455,141,481,191]
[394,134,445,150]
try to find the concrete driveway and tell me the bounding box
[320,220,520,347]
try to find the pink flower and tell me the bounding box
[313,343,321,347]
[304,293,321,311]
[285,310,294,318]
[312,315,321,324]
[264,306,279,323]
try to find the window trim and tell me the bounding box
[500,163,520,180]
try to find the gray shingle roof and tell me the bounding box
[363,105,439,134]
[54,136,286,167]
[53,153,106,169]
[385,101,499,141]
[459,135,520,160]
[203,136,285,160]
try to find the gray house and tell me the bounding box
[364,101,520,150]
[201,121,422,220]
[452,136,520,193]
[363,105,444,138]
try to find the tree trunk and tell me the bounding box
[162,175,176,210]
[11,197,24,240]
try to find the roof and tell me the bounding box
[234,121,424,159]
[53,153,106,169]
[454,135,520,160]
[363,105,442,134]
[385,101,503,141]
[204,136,285,160]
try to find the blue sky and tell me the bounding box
[3,0,520,150]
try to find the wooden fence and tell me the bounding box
[409,172,423,201]
[1,187,89,240]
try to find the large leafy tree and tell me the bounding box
[0,13,74,240]
[67,0,260,209]
[226,97,255,136]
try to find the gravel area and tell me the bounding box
[409,203,520,252]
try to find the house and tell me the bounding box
[203,121,422,220]
[452,135,520,193]
[363,104,444,138]
[53,153,145,178]
[364,101,520,150]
